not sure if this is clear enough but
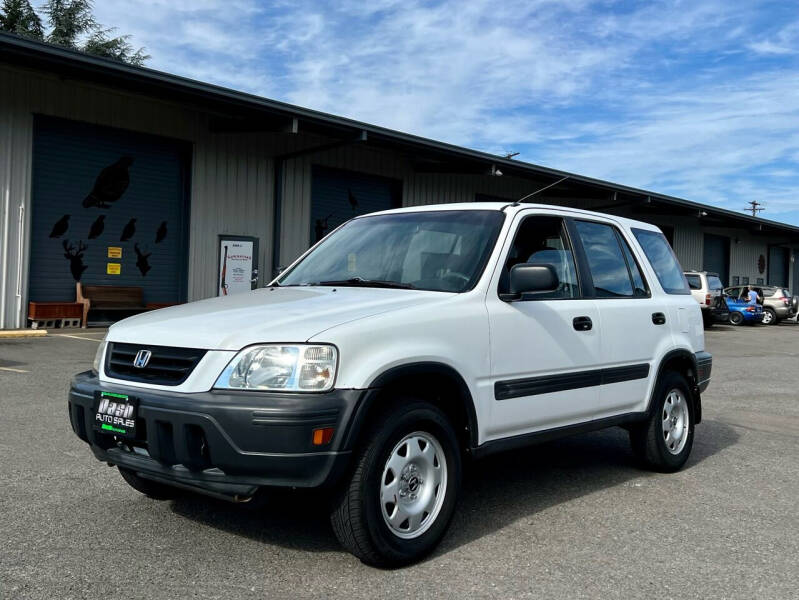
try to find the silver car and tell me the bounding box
[724,285,798,325]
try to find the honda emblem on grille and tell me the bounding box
[133,350,152,369]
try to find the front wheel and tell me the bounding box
[762,308,776,325]
[629,372,694,472]
[330,401,461,567]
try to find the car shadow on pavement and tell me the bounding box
[166,419,738,562]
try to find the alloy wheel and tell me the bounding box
[662,389,689,455]
[380,431,448,539]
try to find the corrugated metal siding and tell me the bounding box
[0,64,277,326]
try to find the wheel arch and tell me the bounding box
[650,349,702,424]
[342,362,479,452]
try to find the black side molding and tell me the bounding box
[495,363,650,401]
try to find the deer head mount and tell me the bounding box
[63,240,89,281]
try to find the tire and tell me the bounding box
[702,313,713,329]
[762,308,776,325]
[330,401,462,567]
[629,371,694,473]
[118,467,178,500]
[729,311,744,326]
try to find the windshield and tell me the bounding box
[278,210,506,292]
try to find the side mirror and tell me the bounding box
[502,263,559,301]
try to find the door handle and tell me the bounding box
[652,312,666,325]
[573,316,593,331]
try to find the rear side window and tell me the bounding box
[685,274,701,290]
[632,228,690,295]
[707,275,723,290]
[574,220,637,297]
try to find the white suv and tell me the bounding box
[69,203,711,567]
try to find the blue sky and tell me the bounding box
[95,1,799,224]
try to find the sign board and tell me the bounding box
[218,237,258,296]
[107,263,121,275]
[107,247,122,258]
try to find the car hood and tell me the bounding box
[107,286,449,350]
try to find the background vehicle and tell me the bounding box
[684,271,729,327]
[724,285,797,325]
[68,204,710,567]
[725,295,764,325]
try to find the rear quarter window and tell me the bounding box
[685,274,701,290]
[632,228,690,295]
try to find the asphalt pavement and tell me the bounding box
[1,324,797,599]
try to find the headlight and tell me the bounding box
[92,339,107,375]
[214,344,338,392]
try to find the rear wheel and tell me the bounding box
[629,371,694,472]
[118,467,178,500]
[762,308,776,325]
[729,311,744,326]
[330,401,461,567]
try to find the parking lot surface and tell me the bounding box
[1,325,798,599]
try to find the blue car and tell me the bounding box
[725,297,764,325]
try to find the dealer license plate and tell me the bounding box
[93,391,138,438]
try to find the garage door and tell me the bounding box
[702,234,730,287]
[768,246,789,287]
[310,166,402,244]
[29,116,190,305]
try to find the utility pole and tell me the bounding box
[743,200,764,217]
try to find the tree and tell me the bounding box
[0,0,148,65]
[0,0,43,39]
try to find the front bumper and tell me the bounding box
[68,371,368,498]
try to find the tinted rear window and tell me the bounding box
[707,276,723,290]
[632,229,690,295]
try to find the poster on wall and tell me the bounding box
[218,236,259,296]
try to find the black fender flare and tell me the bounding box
[341,362,480,451]
[649,349,702,424]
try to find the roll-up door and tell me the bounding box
[768,246,789,287]
[29,116,190,306]
[310,166,402,244]
[702,233,730,287]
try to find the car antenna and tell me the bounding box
[503,175,571,210]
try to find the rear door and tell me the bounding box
[570,218,669,418]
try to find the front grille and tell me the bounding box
[105,342,207,385]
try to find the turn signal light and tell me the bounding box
[705,293,712,305]
[312,427,335,446]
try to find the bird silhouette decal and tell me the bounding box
[120,218,136,242]
[87,215,105,239]
[314,213,333,242]
[348,189,359,211]
[134,243,152,276]
[49,214,70,238]
[82,156,134,209]
[155,221,168,243]
[62,240,88,281]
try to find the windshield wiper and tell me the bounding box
[314,277,416,289]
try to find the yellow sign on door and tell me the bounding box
[107,263,121,275]
[108,247,122,258]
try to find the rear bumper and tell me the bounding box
[68,371,368,497]
[695,351,712,393]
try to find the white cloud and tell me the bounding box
[91,0,799,222]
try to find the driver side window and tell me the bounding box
[499,216,579,299]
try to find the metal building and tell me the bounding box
[2,33,799,329]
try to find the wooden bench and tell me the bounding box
[76,283,148,327]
